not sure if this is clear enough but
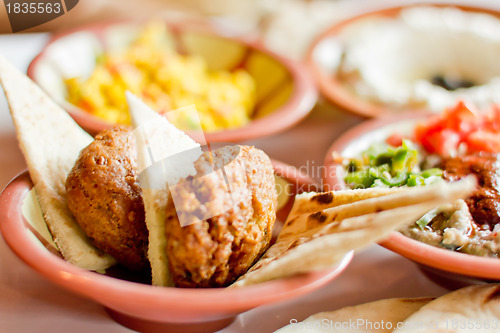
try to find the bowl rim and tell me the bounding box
[322,112,500,281]
[0,162,352,322]
[305,3,500,118]
[27,19,318,141]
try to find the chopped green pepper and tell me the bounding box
[416,208,440,229]
[407,174,425,187]
[343,139,443,189]
[420,168,443,178]
[344,169,376,189]
[380,172,408,186]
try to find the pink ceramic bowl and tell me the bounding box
[27,21,318,142]
[323,113,500,285]
[0,161,351,333]
[306,4,500,118]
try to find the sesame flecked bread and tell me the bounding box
[0,55,115,270]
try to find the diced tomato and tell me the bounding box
[414,117,442,143]
[484,105,500,132]
[420,129,461,156]
[465,130,500,153]
[411,100,500,155]
[386,132,404,147]
[442,101,481,137]
[407,101,500,155]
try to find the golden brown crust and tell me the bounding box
[65,127,148,271]
[164,145,277,287]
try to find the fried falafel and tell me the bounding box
[164,145,277,287]
[66,126,276,285]
[65,127,148,271]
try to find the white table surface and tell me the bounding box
[0,21,481,332]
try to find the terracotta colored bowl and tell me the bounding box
[27,21,317,142]
[322,113,500,284]
[306,4,500,118]
[0,161,351,333]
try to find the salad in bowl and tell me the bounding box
[329,101,500,259]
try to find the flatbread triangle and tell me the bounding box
[233,177,476,286]
[126,92,202,286]
[0,54,115,270]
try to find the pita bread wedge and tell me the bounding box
[394,284,500,333]
[126,92,202,286]
[281,178,476,241]
[275,297,435,333]
[288,187,407,221]
[232,178,476,286]
[0,55,115,270]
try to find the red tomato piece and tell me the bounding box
[414,116,444,144]
[411,101,500,155]
[484,105,500,132]
[421,129,461,156]
[465,130,500,153]
[386,132,404,147]
[443,101,481,137]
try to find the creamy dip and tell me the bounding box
[402,199,500,257]
[401,152,500,257]
[337,6,500,112]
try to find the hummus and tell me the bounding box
[336,6,500,112]
[402,152,500,257]
[401,199,500,257]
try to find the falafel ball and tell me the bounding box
[65,127,148,271]
[164,145,277,288]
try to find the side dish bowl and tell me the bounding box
[0,161,351,333]
[323,113,500,284]
[307,4,500,118]
[28,21,318,142]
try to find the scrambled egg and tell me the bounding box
[65,22,256,132]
